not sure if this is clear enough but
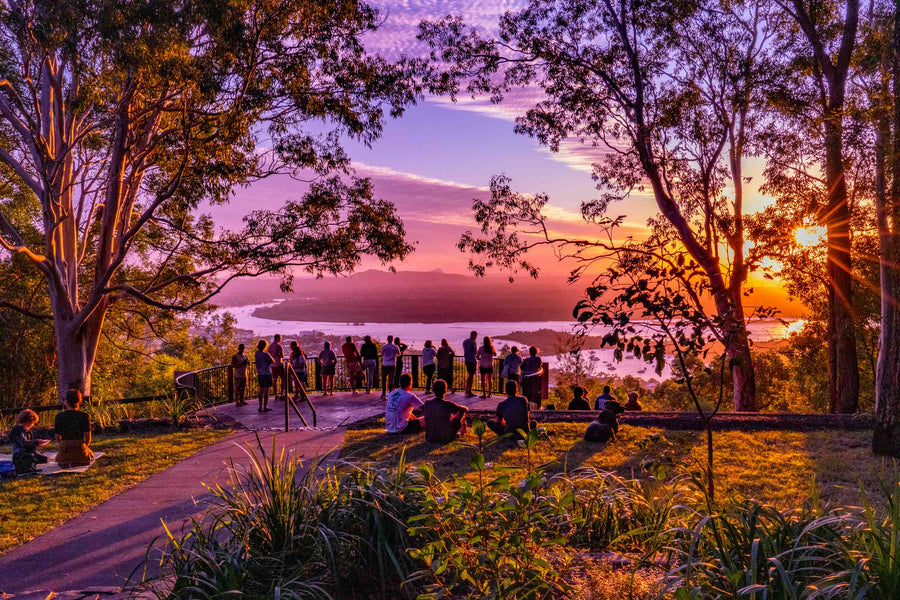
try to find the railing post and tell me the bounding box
[412,355,419,388]
[227,366,234,404]
[541,361,550,402]
[314,357,322,391]
[496,357,504,395]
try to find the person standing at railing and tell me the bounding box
[380,335,399,399]
[521,346,544,409]
[463,330,478,397]
[422,340,437,394]
[289,341,308,392]
[476,336,497,399]
[231,344,250,407]
[254,340,275,412]
[360,335,378,394]
[342,336,363,396]
[393,336,409,389]
[502,346,523,383]
[436,339,456,394]
[319,341,337,396]
[270,334,286,400]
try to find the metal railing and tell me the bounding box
[284,361,317,429]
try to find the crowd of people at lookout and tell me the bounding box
[229,330,549,412]
[228,330,643,424]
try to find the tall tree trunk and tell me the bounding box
[49,291,104,401]
[873,9,900,456]
[823,111,860,414]
[728,325,757,412]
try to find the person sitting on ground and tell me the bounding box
[255,339,275,412]
[231,343,250,406]
[594,385,617,411]
[423,379,468,443]
[319,341,337,396]
[436,339,456,393]
[624,391,643,411]
[567,385,591,411]
[55,389,95,468]
[488,380,537,441]
[422,340,437,394]
[502,346,523,383]
[342,336,362,395]
[290,341,308,392]
[360,335,378,394]
[385,373,424,435]
[476,336,496,399]
[381,335,399,398]
[10,409,49,474]
[584,400,625,443]
[393,336,409,389]
[521,346,544,409]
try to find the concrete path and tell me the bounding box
[0,389,501,596]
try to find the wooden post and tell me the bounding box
[227,365,234,404]
[412,355,420,388]
[541,361,550,401]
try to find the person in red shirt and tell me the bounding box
[342,336,362,395]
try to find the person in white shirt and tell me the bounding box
[422,340,437,394]
[385,373,424,434]
[381,335,400,399]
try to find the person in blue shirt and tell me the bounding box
[10,409,49,474]
[594,385,617,410]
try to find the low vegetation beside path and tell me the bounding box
[0,428,230,554]
[343,420,893,508]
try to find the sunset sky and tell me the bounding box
[212,0,793,310]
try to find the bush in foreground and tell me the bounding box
[152,429,900,599]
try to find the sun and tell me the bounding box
[794,226,826,248]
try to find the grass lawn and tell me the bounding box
[342,419,897,509]
[0,428,230,554]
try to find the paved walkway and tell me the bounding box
[0,389,501,596]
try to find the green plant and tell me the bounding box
[164,393,201,427]
[406,419,573,599]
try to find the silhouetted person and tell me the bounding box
[319,341,337,396]
[567,385,590,411]
[502,346,523,382]
[521,346,544,408]
[423,379,469,443]
[393,336,409,389]
[289,341,308,391]
[254,339,275,412]
[270,334,286,399]
[422,340,437,394]
[436,339,456,393]
[231,343,250,406]
[55,390,95,468]
[360,335,378,394]
[488,380,536,441]
[342,336,362,395]
[624,391,643,411]
[10,409,49,474]
[584,400,625,443]
[477,336,496,399]
[463,330,478,397]
[594,385,616,410]
[381,335,399,398]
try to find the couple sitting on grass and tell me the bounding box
[10,389,95,475]
[384,377,536,444]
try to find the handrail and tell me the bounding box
[284,360,317,430]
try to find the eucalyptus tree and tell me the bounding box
[420,0,777,411]
[771,0,862,413]
[0,0,422,399]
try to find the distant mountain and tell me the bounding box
[213,269,806,323]
[234,270,584,323]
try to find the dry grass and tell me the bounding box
[343,420,895,508]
